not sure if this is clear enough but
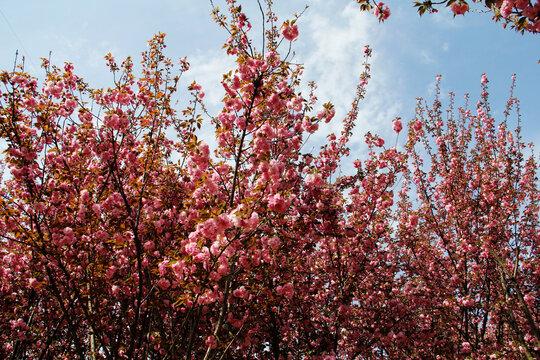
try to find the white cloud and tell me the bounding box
[179,49,236,148]
[420,50,435,64]
[292,2,403,164]
[185,50,236,111]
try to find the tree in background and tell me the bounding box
[395,76,539,359]
[0,0,537,359]
[354,0,540,34]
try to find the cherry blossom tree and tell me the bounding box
[0,1,392,358]
[395,76,539,359]
[0,0,537,359]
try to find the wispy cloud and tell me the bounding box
[180,49,236,146]
[420,50,435,64]
[294,2,403,161]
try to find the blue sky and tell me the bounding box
[1,0,538,161]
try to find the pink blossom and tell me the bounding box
[64,63,74,72]
[65,98,78,109]
[392,119,403,133]
[28,278,39,289]
[374,223,385,233]
[172,261,186,279]
[268,193,289,213]
[374,2,391,20]
[105,266,117,280]
[80,189,90,202]
[143,241,155,251]
[523,5,538,19]
[194,250,210,264]
[515,0,530,10]
[267,236,281,250]
[239,255,251,269]
[304,173,324,187]
[302,117,319,133]
[205,335,217,349]
[501,1,514,18]
[231,75,241,90]
[158,261,168,276]
[451,2,470,16]
[316,107,336,123]
[44,81,63,98]
[23,97,38,111]
[287,96,303,111]
[281,24,299,41]
[481,73,488,85]
[10,318,26,330]
[233,286,248,299]
[278,282,294,300]
[200,218,218,238]
[91,204,101,214]
[111,285,120,296]
[179,57,190,71]
[217,264,229,276]
[185,242,200,256]
[34,202,46,212]
[156,278,170,290]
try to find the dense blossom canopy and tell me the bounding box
[0,0,538,359]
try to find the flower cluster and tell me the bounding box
[0,1,537,359]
